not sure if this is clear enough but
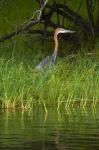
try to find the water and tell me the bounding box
[0,107,99,150]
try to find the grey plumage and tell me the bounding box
[35,52,57,70]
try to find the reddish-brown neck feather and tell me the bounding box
[54,29,59,53]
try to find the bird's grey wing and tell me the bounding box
[35,56,50,70]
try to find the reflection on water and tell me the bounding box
[0,107,99,150]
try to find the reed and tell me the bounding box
[0,44,98,110]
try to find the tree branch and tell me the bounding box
[0,0,49,42]
[86,0,95,37]
[51,3,92,33]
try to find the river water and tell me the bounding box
[0,106,99,150]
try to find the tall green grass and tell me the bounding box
[0,41,98,110]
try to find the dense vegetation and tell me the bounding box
[0,39,98,110]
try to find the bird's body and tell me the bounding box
[35,28,75,70]
[36,51,57,69]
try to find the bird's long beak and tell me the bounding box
[63,29,75,34]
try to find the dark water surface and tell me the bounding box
[0,107,99,150]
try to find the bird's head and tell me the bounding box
[55,28,75,35]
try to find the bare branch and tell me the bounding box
[86,0,95,37]
[0,0,49,42]
[37,0,48,20]
[48,3,92,33]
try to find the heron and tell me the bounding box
[35,28,75,70]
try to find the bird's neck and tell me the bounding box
[54,33,58,53]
